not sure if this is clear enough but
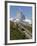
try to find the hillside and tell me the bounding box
[10,21,32,40]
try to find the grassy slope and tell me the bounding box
[10,21,32,40]
[22,24,32,33]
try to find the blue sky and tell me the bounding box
[10,6,32,20]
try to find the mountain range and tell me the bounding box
[10,17,32,24]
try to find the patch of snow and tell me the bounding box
[23,19,32,24]
[10,18,14,22]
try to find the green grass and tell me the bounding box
[10,21,32,40]
[10,29,26,40]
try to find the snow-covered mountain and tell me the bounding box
[10,17,21,23]
[10,17,31,24]
[16,11,25,20]
[10,11,32,24]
